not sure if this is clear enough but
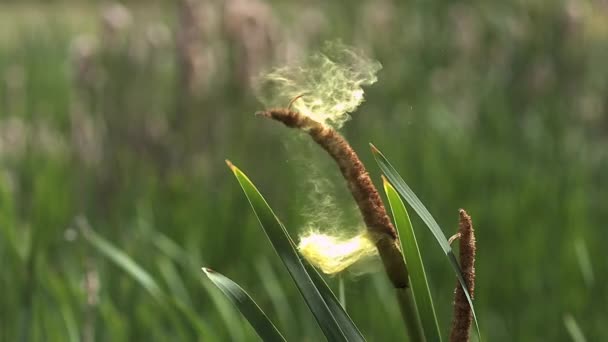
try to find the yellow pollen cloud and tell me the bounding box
[256,41,382,128]
[298,230,379,275]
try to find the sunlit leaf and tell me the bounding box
[564,314,587,342]
[228,160,365,342]
[384,178,442,342]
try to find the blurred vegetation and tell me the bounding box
[0,0,606,341]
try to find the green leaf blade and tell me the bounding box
[384,179,442,342]
[81,223,216,340]
[202,267,286,342]
[563,314,587,342]
[371,144,481,340]
[228,161,364,342]
[80,224,163,302]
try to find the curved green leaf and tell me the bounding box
[81,222,215,340]
[563,314,587,342]
[80,224,163,302]
[202,268,286,342]
[371,144,481,340]
[228,161,365,342]
[384,178,442,342]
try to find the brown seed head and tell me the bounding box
[450,209,477,342]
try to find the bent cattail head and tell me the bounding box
[255,41,382,128]
[298,229,379,275]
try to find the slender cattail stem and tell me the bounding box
[258,108,422,339]
[450,209,477,342]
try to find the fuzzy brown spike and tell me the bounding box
[450,209,477,342]
[259,108,408,289]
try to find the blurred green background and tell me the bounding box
[1,0,606,341]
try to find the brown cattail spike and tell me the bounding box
[259,108,408,289]
[450,209,477,342]
[259,108,397,240]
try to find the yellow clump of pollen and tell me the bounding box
[298,230,379,275]
[256,41,382,128]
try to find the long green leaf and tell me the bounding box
[384,178,442,342]
[563,314,587,342]
[81,223,215,340]
[202,268,286,342]
[140,232,227,340]
[371,144,481,340]
[228,161,365,342]
[79,224,163,302]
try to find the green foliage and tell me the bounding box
[383,180,442,341]
[564,314,587,342]
[0,1,606,341]
[202,268,286,342]
[81,221,163,302]
[228,162,365,341]
[373,145,481,339]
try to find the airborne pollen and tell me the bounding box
[256,41,382,128]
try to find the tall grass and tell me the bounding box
[0,1,605,340]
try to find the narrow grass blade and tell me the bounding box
[564,314,587,342]
[59,304,79,342]
[227,160,365,342]
[371,144,481,340]
[82,222,216,340]
[157,258,192,305]
[41,267,80,342]
[139,232,220,340]
[255,259,291,331]
[338,276,346,309]
[384,178,442,342]
[79,224,163,302]
[202,268,286,342]
[574,238,594,288]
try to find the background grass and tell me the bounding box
[0,0,606,341]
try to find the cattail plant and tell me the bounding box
[205,42,480,341]
[450,210,476,342]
